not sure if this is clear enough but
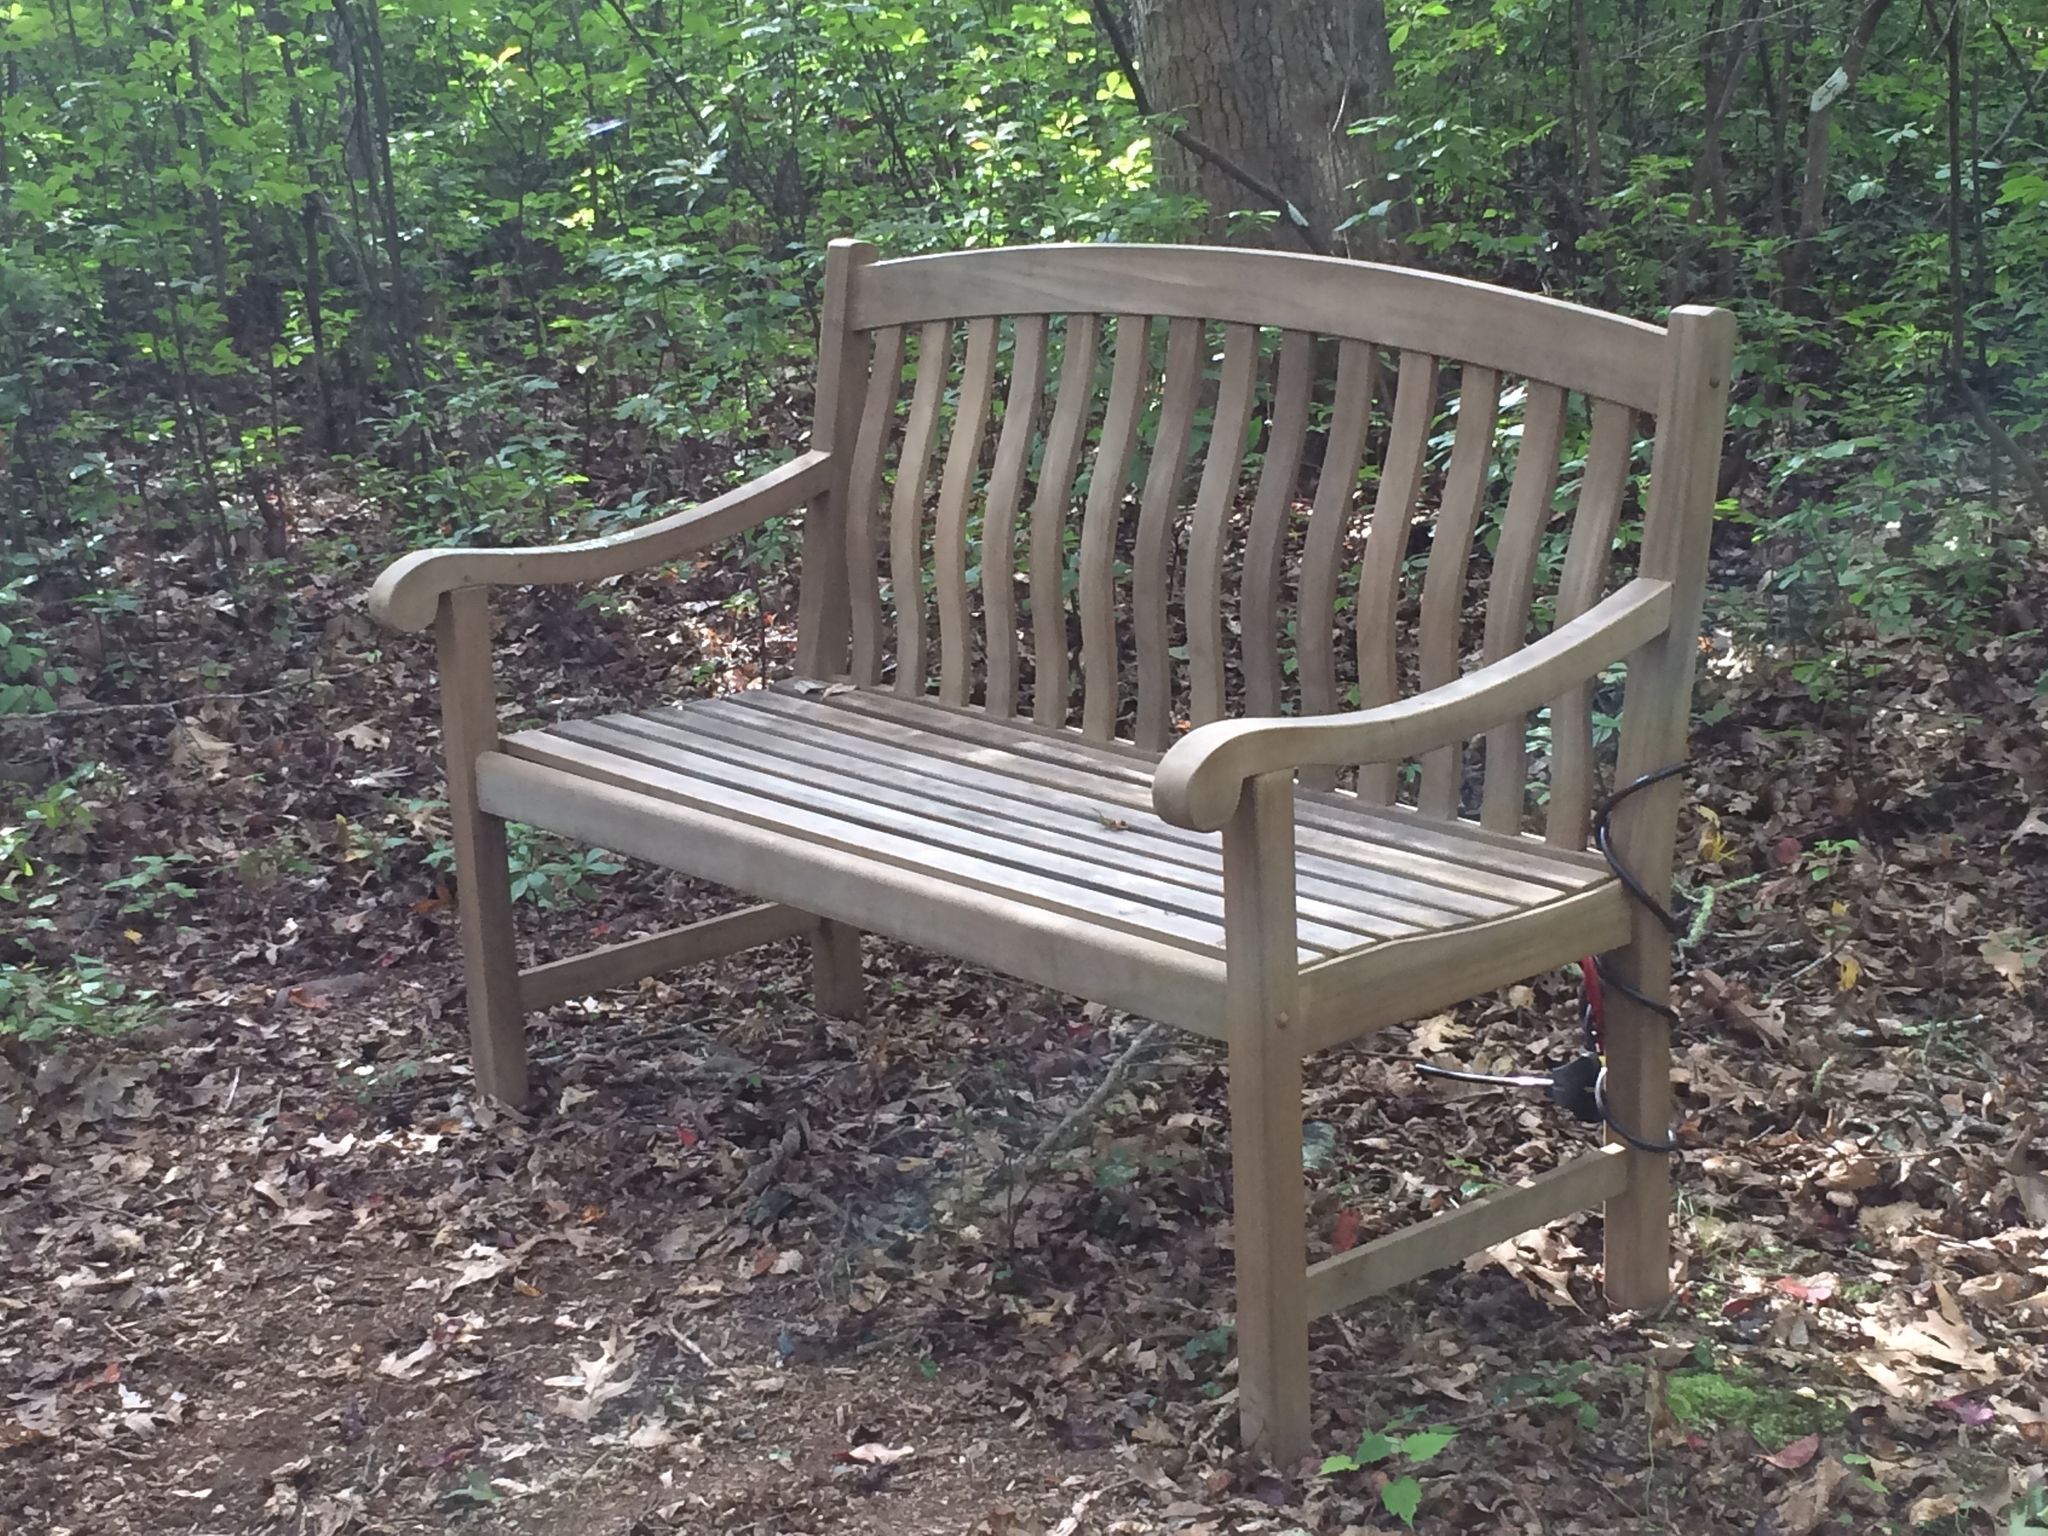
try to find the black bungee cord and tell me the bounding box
[1415,763,1691,1155]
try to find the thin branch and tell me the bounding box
[1,671,362,722]
[1957,378,2048,520]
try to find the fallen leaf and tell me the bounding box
[1774,1274,1837,1305]
[1773,1457,1849,1536]
[1411,1014,1470,1054]
[1935,1394,1993,1425]
[1760,1433,1820,1470]
[378,1335,439,1380]
[1330,1209,1362,1254]
[443,1248,517,1298]
[2009,806,2048,842]
[1957,1272,2028,1309]
[171,721,232,777]
[838,1443,915,1465]
[544,1333,635,1423]
[1980,932,2035,992]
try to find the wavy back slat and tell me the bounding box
[1297,340,1378,743]
[1079,315,1152,740]
[846,324,906,686]
[888,319,952,695]
[935,317,999,706]
[1240,332,1315,718]
[1415,365,1503,818]
[1133,317,1206,750]
[1353,350,1438,803]
[1186,323,1261,727]
[1545,397,1635,847]
[1029,315,1099,728]
[1477,382,1568,832]
[981,315,1048,718]
[825,252,1668,848]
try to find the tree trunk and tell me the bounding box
[1126,0,1395,258]
[1777,0,1895,311]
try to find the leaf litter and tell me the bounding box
[2,482,2047,1532]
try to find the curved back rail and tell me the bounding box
[803,242,1692,850]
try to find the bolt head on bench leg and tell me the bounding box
[811,920,865,1020]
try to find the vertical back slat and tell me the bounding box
[1545,397,1635,847]
[934,317,999,706]
[1477,381,1569,832]
[1416,365,1503,818]
[1133,317,1205,750]
[1353,350,1438,803]
[1079,315,1152,740]
[888,319,952,695]
[982,315,1048,719]
[1029,315,1100,728]
[1241,332,1314,718]
[1296,340,1378,789]
[846,325,906,686]
[1186,323,1261,727]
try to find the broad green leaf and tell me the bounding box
[1380,1475,1422,1527]
[1399,1428,1456,1464]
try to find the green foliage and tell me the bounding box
[1320,1421,1457,1527]
[1666,1366,1843,1451]
[2,0,2042,714]
[0,956,156,1042]
[415,804,621,909]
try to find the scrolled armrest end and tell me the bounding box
[367,551,451,634]
[1153,721,1259,832]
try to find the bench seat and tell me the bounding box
[485,684,1629,1050]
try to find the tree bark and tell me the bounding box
[1777,0,1895,310]
[1125,0,1396,258]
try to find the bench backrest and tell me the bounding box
[797,242,1732,850]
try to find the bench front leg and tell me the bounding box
[1221,771,1312,1464]
[436,588,529,1106]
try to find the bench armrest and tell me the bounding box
[367,450,835,632]
[1153,577,1675,831]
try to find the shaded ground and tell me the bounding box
[4,476,2047,1533]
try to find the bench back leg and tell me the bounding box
[811,919,866,1019]
[1598,307,1734,1308]
[437,589,530,1106]
[1223,772,1312,1464]
[1599,935,1671,1307]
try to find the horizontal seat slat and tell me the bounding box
[620,708,1442,940]
[559,717,1376,952]
[477,753,1229,1036]
[711,697,1527,922]
[510,724,1301,959]
[776,688,1603,894]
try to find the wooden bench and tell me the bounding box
[370,242,1734,1462]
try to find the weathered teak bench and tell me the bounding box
[370,242,1733,1462]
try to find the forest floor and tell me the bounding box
[4,477,2047,1536]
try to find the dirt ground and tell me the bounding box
[4,484,2046,1534]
